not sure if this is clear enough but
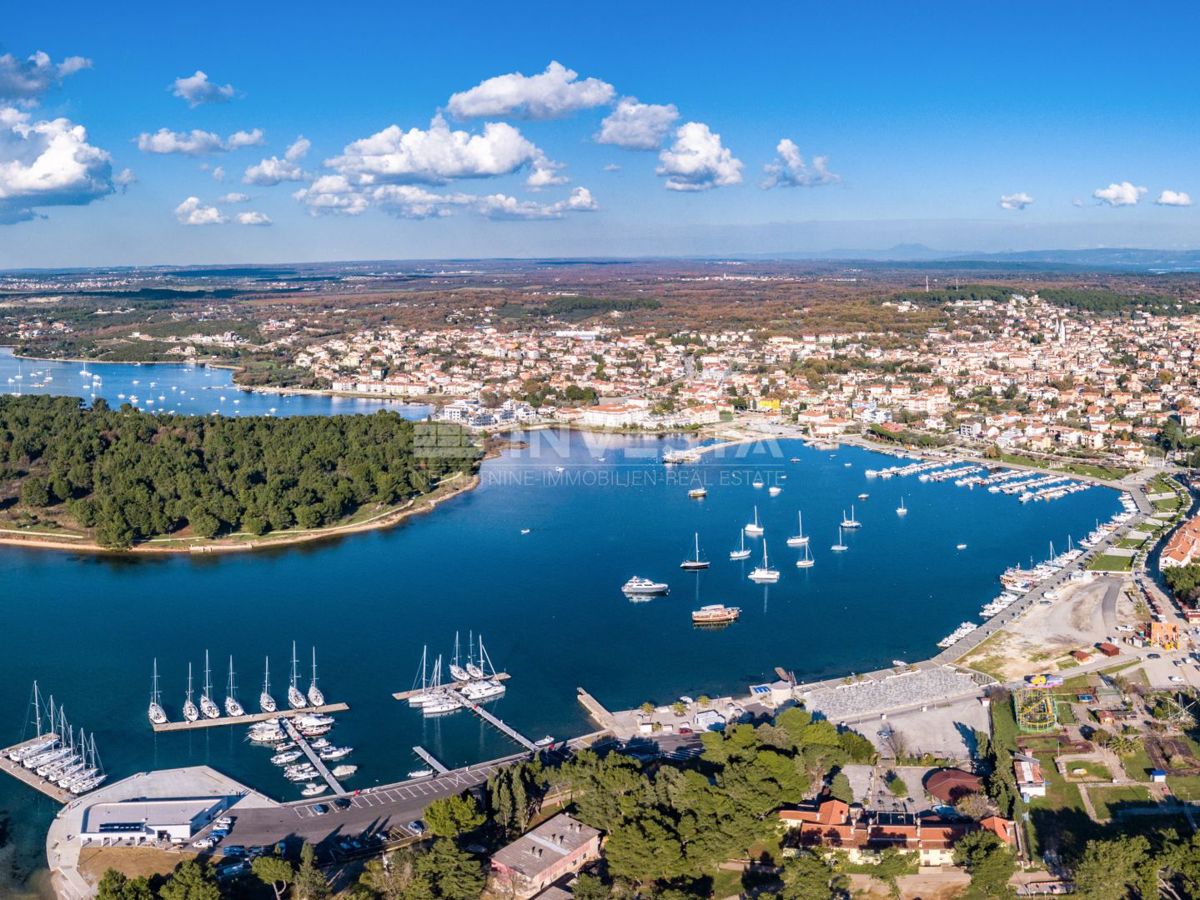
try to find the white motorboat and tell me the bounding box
[748,540,780,583]
[288,641,306,710]
[319,746,353,761]
[409,768,434,778]
[744,506,764,537]
[306,648,325,707]
[182,663,200,723]
[730,530,752,560]
[622,576,669,596]
[785,511,809,548]
[272,750,303,765]
[679,532,710,570]
[688,487,707,499]
[461,679,506,702]
[422,693,462,716]
[260,656,277,714]
[301,783,327,797]
[148,659,168,726]
[752,478,764,489]
[332,765,357,777]
[200,651,220,719]
[224,656,245,718]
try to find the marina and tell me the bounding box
[149,702,350,732]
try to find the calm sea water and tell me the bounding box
[0,348,430,419]
[0,359,1121,892]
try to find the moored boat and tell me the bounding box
[691,604,741,626]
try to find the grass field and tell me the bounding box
[1089,785,1154,820]
[1063,761,1112,781]
[1088,553,1135,572]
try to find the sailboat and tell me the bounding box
[744,506,764,537]
[831,526,848,552]
[408,646,434,706]
[260,656,277,713]
[225,656,245,718]
[730,529,752,560]
[796,543,815,568]
[147,659,167,726]
[449,632,471,683]
[748,539,780,583]
[199,651,220,719]
[182,663,200,723]
[896,496,908,517]
[288,641,306,710]
[841,505,862,529]
[466,632,486,679]
[421,656,461,717]
[306,648,325,708]
[680,532,710,570]
[786,511,809,547]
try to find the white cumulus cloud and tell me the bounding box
[447,61,614,120]
[761,139,840,189]
[327,115,540,184]
[219,192,249,203]
[236,210,271,226]
[999,192,1034,210]
[0,106,114,223]
[137,128,264,156]
[244,136,311,185]
[595,97,678,150]
[477,186,598,219]
[171,70,236,107]
[0,51,91,102]
[1156,189,1192,207]
[174,196,226,225]
[656,122,743,192]
[526,154,569,190]
[1093,181,1146,207]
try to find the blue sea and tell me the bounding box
[0,356,1121,892]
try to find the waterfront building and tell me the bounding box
[489,813,601,898]
[80,797,227,845]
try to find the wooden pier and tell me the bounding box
[0,737,73,803]
[391,673,510,702]
[461,700,538,752]
[412,746,449,774]
[150,702,349,733]
[283,719,345,796]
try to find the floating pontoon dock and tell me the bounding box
[0,736,73,803]
[412,746,450,774]
[391,673,510,702]
[283,719,344,795]
[150,702,349,733]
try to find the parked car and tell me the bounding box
[312,804,330,816]
[408,819,426,835]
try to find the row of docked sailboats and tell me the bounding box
[148,642,327,725]
[11,682,106,795]
[409,635,505,716]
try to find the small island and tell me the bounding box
[0,395,481,552]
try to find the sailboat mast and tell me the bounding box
[264,656,270,694]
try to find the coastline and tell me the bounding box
[0,472,480,557]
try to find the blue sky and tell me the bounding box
[3,1,1199,266]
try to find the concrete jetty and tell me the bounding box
[461,700,538,751]
[412,746,449,774]
[0,738,73,803]
[283,719,344,795]
[150,702,349,733]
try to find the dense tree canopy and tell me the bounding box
[0,395,478,548]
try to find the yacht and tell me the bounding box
[896,496,908,517]
[306,648,325,707]
[796,543,815,568]
[199,651,220,719]
[622,576,669,596]
[730,529,752,560]
[461,679,506,702]
[744,506,764,537]
[287,642,306,710]
[319,746,353,761]
[182,663,200,723]
[768,485,782,497]
[831,526,848,552]
[147,659,168,726]
[691,604,741,626]
[468,636,495,680]
[224,657,245,718]
[748,540,780,583]
[680,532,710,570]
[785,512,809,548]
[841,506,862,529]
[260,657,277,714]
[271,749,303,765]
[449,632,471,683]
[422,693,462,717]
[688,487,707,499]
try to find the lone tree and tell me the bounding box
[252,855,296,900]
[294,843,330,900]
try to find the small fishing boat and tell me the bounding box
[692,604,741,626]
